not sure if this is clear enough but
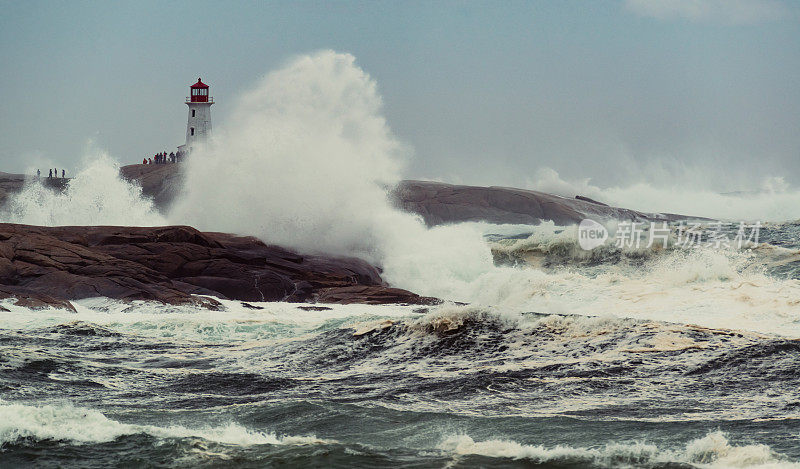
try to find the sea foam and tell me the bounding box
[439,431,799,468]
[0,400,328,446]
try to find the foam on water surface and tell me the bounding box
[0,296,424,343]
[439,431,800,468]
[0,400,328,447]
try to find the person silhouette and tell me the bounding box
[62,169,65,178]
[48,169,52,178]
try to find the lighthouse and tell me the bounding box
[180,78,213,153]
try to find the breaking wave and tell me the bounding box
[1,152,165,227]
[4,299,800,423]
[0,400,327,447]
[475,223,800,336]
[440,431,799,468]
[1,296,800,465]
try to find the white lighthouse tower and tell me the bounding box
[179,78,213,153]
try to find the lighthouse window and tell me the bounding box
[190,127,195,136]
[192,110,195,117]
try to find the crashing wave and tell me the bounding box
[1,152,165,227]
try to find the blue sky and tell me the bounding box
[1,0,798,189]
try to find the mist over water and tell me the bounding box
[529,167,800,222]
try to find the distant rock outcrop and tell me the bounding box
[392,180,700,226]
[0,223,436,310]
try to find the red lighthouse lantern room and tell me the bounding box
[189,78,210,103]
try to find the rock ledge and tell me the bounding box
[0,223,436,310]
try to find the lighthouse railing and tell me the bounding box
[186,97,214,104]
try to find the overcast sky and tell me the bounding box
[1,0,798,190]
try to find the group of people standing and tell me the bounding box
[143,149,185,165]
[36,168,65,179]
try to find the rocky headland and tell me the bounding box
[0,163,703,310]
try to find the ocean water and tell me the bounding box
[2,223,800,468]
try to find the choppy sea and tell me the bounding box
[2,222,800,468]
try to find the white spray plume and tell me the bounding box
[171,51,406,260]
[1,151,165,227]
[169,50,497,295]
